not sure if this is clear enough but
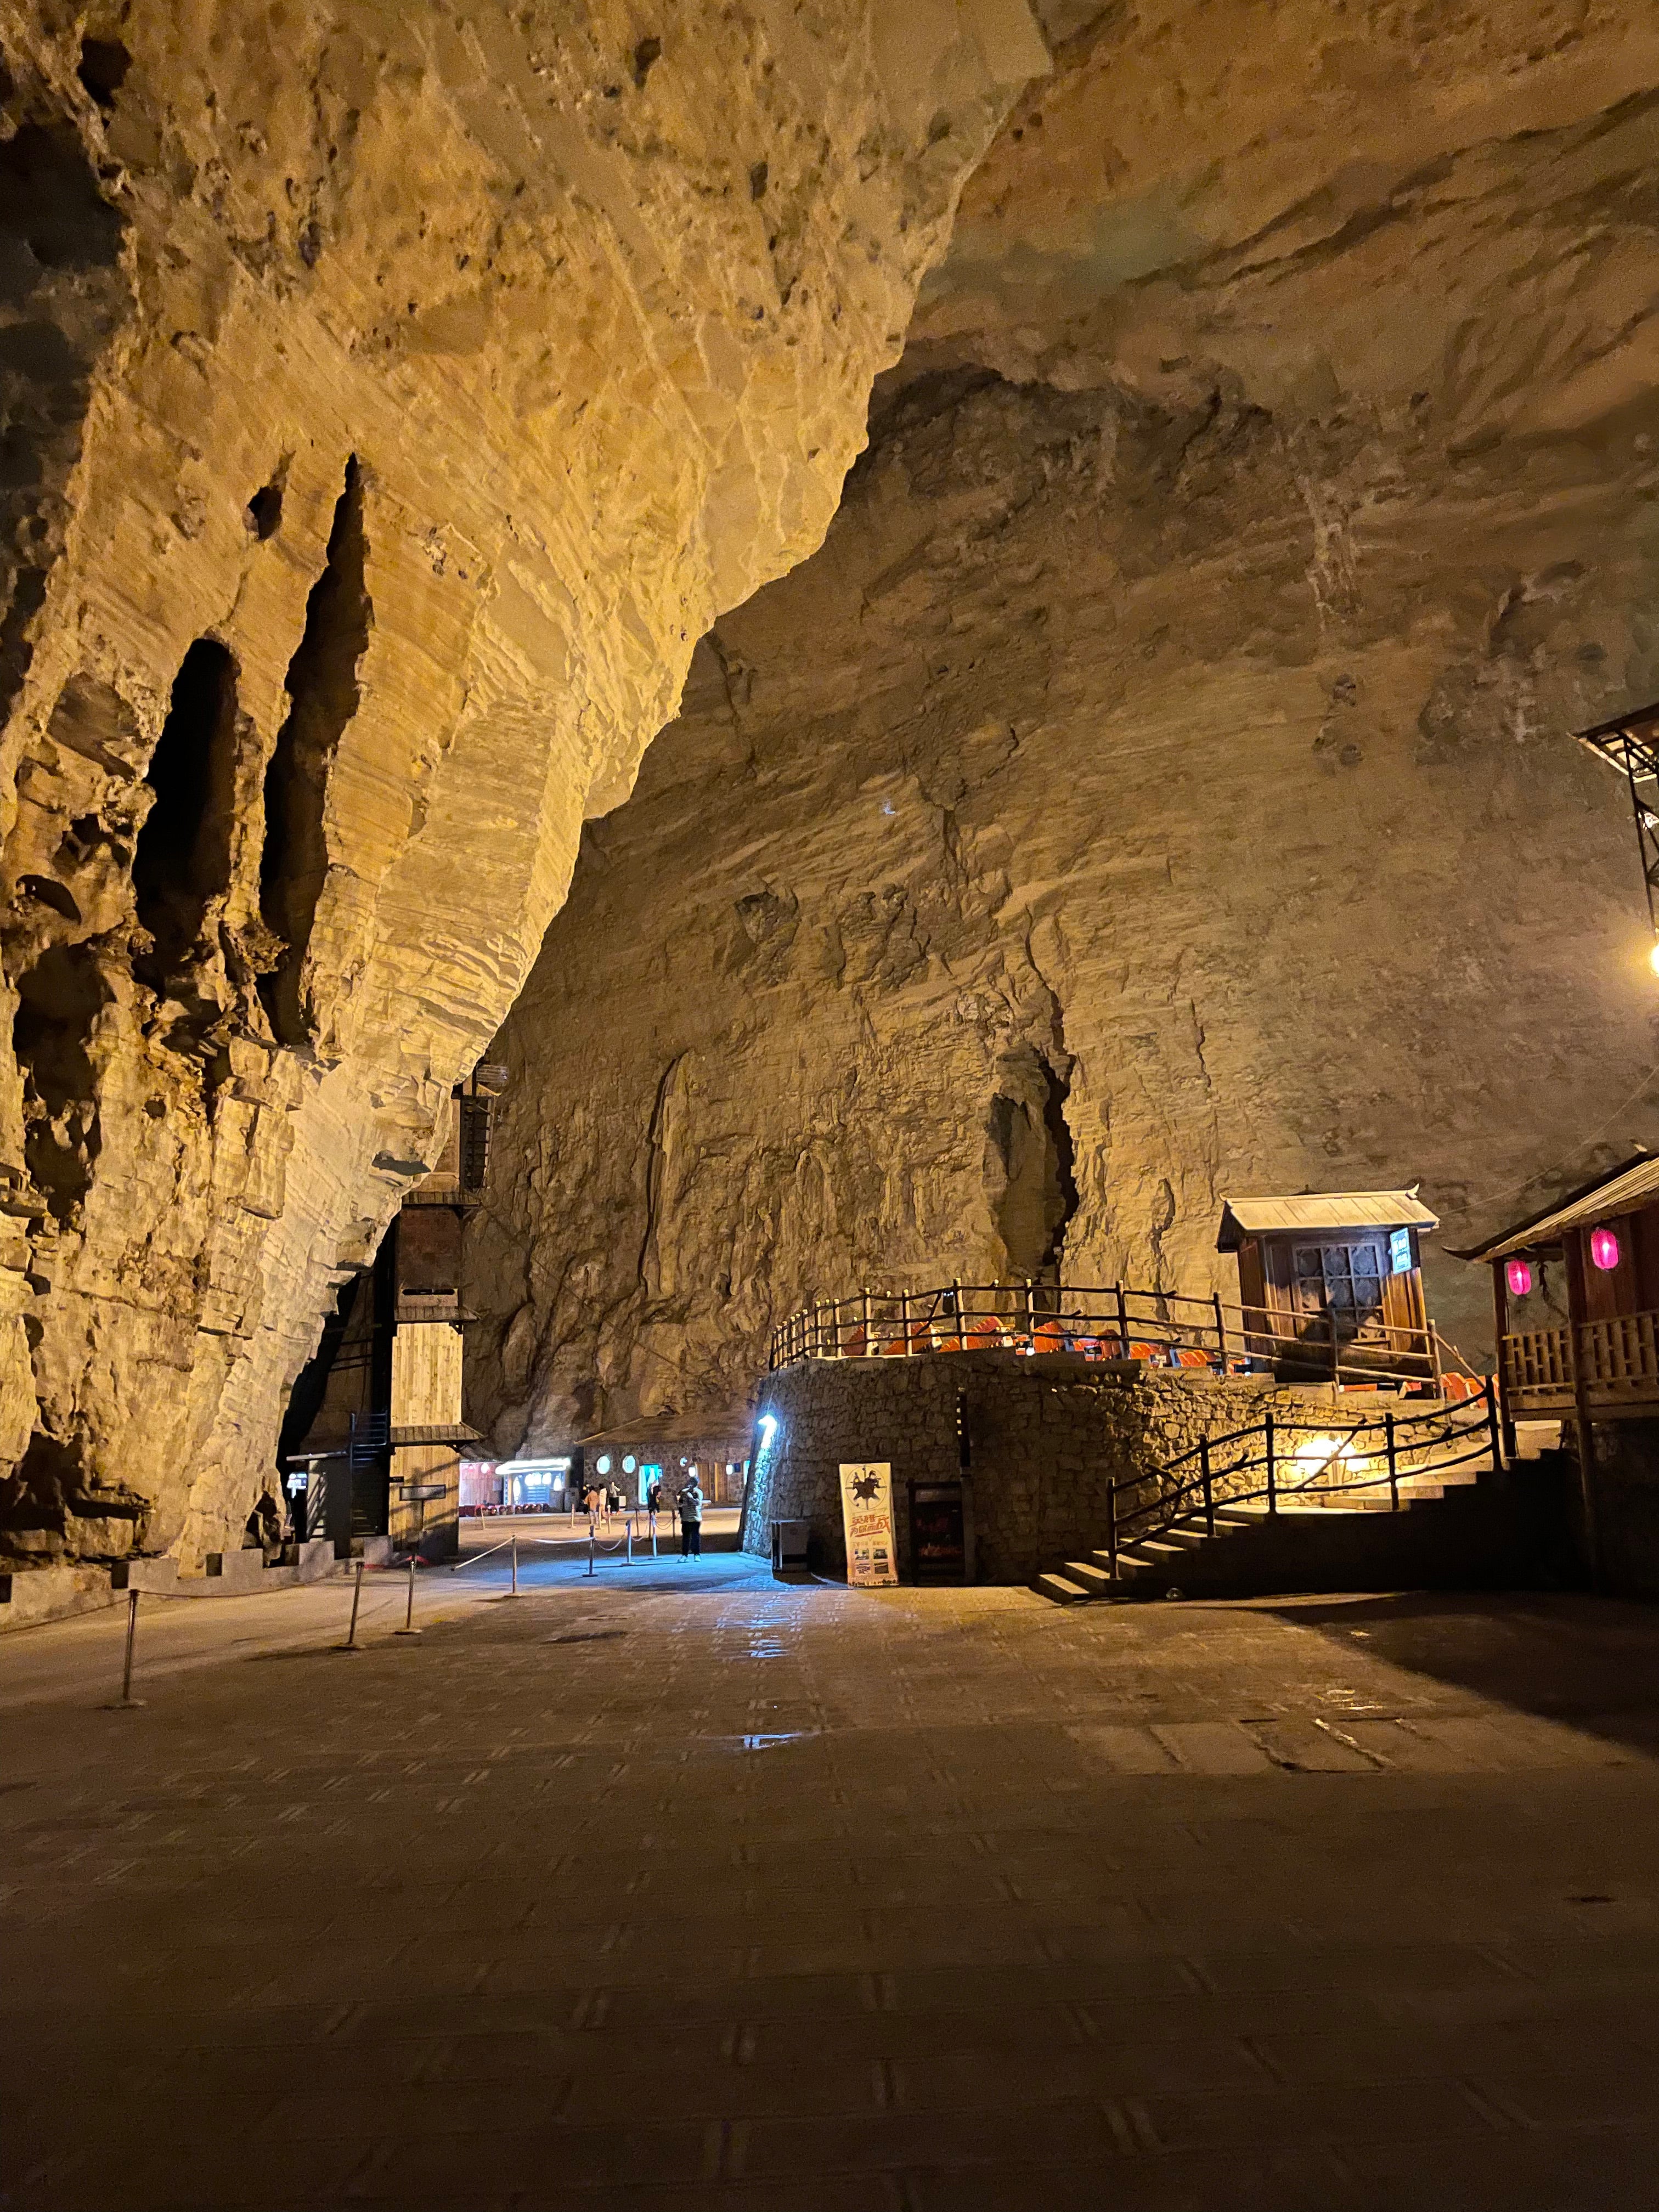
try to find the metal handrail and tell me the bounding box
[768,1277,1460,1389]
[1099,1384,1501,1572]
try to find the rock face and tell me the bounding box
[0,1,1042,1567]
[472,3,1659,1458]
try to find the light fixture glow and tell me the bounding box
[595,1453,612,1475]
[1649,939,1659,978]
[1590,1225,1621,1272]
[623,1454,637,1474]
[758,1414,779,1447]
[1505,1259,1533,1297]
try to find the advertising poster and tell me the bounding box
[839,1462,899,1588]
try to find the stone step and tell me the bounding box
[1034,1571,1092,1604]
[1062,1559,1117,1595]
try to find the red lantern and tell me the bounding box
[1590,1225,1621,1273]
[1505,1259,1532,1297]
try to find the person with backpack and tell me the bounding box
[677,1471,703,1559]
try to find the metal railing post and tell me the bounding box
[587,1527,596,1577]
[863,1284,872,1356]
[511,1534,519,1596]
[1483,1376,1503,1477]
[1212,1291,1227,1374]
[1429,1319,1444,1400]
[1386,1410,1398,1513]
[1265,1413,1277,1516]
[1025,1277,1035,1345]
[1115,1283,1128,1358]
[900,1289,911,1354]
[396,1554,419,1635]
[1201,1437,1215,1537]
[105,1587,143,1709]
[626,1515,634,1564]
[342,1559,364,1650]
[1105,1480,1118,1578]
[951,1277,962,1349]
[1329,1308,1341,1385]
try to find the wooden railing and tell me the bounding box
[1503,1308,1659,1414]
[769,1280,1455,1392]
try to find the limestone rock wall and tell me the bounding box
[0,1,1040,1566]
[472,4,1659,1457]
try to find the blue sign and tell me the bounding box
[1389,1227,1412,1274]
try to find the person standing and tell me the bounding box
[678,1471,703,1559]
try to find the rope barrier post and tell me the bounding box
[1105,1481,1118,1580]
[511,1533,519,1596]
[104,1587,144,1709]
[1201,1437,1214,1537]
[1386,1410,1398,1512]
[626,1515,633,1565]
[337,1559,364,1651]
[1265,1412,1277,1517]
[587,1527,596,1578]
[395,1554,420,1635]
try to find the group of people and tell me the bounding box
[578,1470,704,1556]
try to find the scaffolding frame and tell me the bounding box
[1577,702,1659,936]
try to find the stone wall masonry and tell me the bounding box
[741,1350,1346,1584]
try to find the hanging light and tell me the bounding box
[1505,1259,1533,1297]
[1590,1225,1621,1272]
[1649,940,1659,977]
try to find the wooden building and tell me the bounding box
[280,1064,501,1558]
[1458,1152,1659,1451]
[1216,1189,1440,1383]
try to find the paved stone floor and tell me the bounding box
[7,1557,1659,2209]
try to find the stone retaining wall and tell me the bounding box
[741,1352,1353,1584]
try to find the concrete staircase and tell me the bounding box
[1035,1462,1494,1605]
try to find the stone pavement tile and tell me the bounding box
[885,1955,1201,2010]
[1140,2076,1500,2155]
[1399,1714,1635,1771]
[1341,2125,1659,2211]
[893,2035,1271,2106]
[595,1973,873,2028]
[900,2145,1361,2212]
[1149,1722,1277,1774]
[737,2100,1122,2180]
[358,2118,712,2198]
[715,2002,1091,2064]
[27,2132,382,2212]
[1245,1719,1381,1772]
[1190,1943,1525,1999]
[1470,2062,1659,2131]
[563,2052,883,2123]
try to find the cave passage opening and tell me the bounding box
[132,637,240,992]
[258,455,370,1046]
[986,1046,1079,1290]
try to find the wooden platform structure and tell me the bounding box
[1458,1153,1659,1447]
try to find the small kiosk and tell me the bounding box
[1216,1189,1439,1383]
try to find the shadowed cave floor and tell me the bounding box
[6,1562,1659,2209]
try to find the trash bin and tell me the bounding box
[770,1518,811,1579]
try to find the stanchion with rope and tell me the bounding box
[335,1560,364,1652]
[394,1554,420,1636]
[103,1588,145,1710]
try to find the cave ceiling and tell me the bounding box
[468,2,1659,1457]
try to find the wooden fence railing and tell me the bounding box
[1502,1308,1659,1413]
[769,1280,1460,1393]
